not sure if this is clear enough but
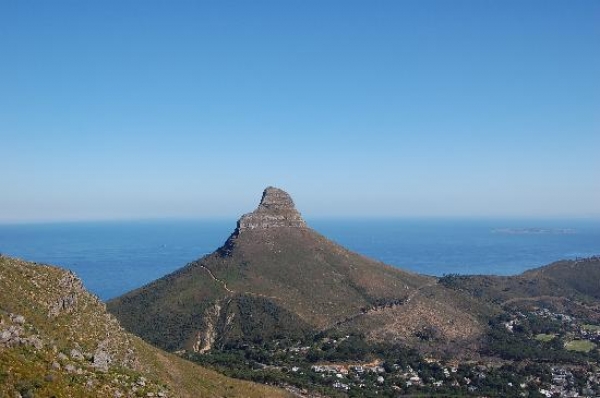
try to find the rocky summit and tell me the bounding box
[237,186,307,231]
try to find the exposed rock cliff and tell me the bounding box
[237,186,307,231]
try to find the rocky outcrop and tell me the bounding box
[0,314,44,350]
[93,345,112,372]
[48,273,83,317]
[193,302,222,353]
[237,187,307,232]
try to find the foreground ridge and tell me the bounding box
[0,255,292,398]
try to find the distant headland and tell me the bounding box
[491,227,577,235]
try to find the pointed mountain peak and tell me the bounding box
[237,187,307,232]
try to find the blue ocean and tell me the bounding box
[1,218,599,301]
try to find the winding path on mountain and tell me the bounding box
[199,265,233,293]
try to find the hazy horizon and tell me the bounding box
[2,1,598,223]
[2,212,600,226]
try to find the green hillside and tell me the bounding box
[439,257,600,320]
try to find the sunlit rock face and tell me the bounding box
[237,187,307,232]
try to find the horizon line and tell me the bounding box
[2,214,600,226]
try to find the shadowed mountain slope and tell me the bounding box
[0,255,292,398]
[108,187,489,355]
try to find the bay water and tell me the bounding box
[1,218,599,301]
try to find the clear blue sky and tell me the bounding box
[1,0,598,222]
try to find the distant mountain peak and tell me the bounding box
[237,186,307,232]
[109,186,486,358]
